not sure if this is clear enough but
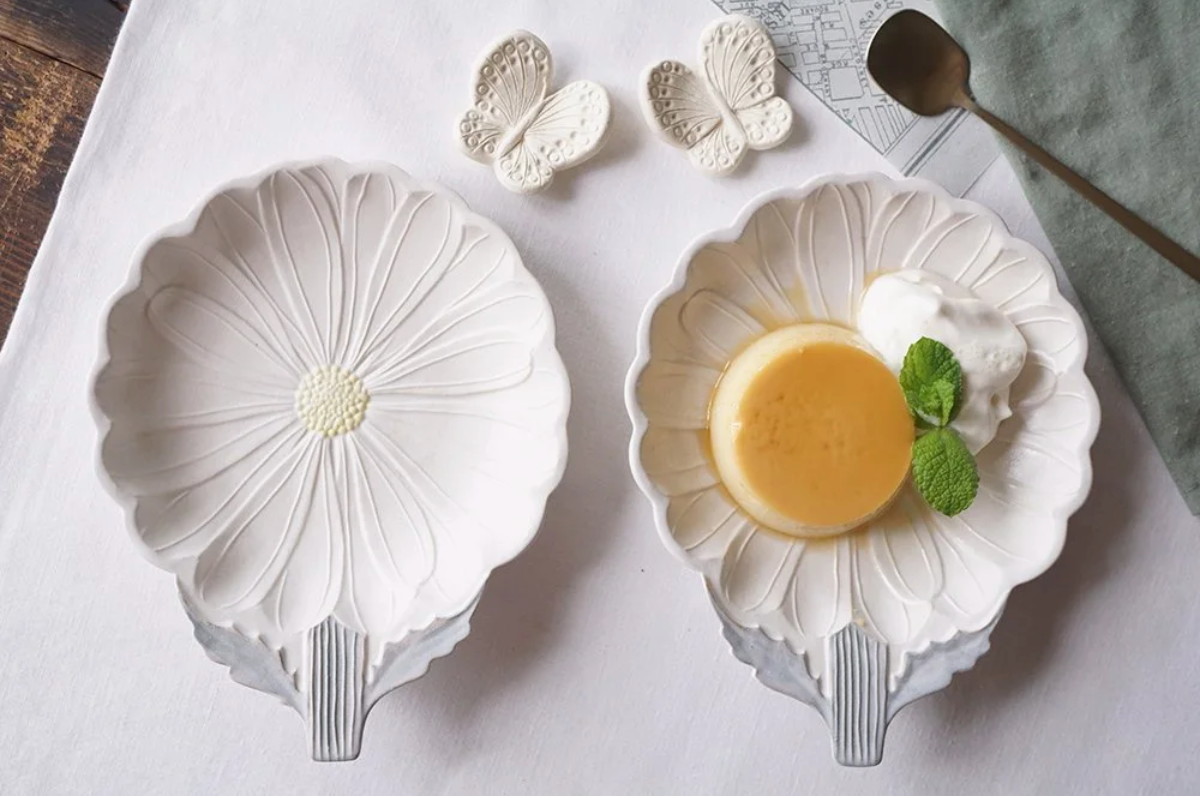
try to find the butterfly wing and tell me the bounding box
[699,15,793,151]
[456,30,553,163]
[457,110,507,164]
[494,80,611,194]
[641,59,748,176]
[641,60,723,151]
[526,80,612,170]
[734,97,793,150]
[686,125,748,175]
[493,143,554,195]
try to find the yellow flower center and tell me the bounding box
[295,366,369,437]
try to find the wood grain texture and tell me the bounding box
[0,0,123,77]
[0,38,100,344]
[0,0,123,346]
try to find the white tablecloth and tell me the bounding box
[2,1,1199,793]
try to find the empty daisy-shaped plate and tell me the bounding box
[626,173,1099,765]
[92,159,569,760]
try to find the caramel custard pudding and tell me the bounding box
[708,324,913,538]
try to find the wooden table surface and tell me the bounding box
[0,0,125,346]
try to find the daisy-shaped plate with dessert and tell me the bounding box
[625,174,1099,765]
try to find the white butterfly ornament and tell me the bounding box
[457,31,612,194]
[641,15,794,176]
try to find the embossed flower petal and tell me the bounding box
[976,424,1087,507]
[379,341,561,498]
[666,488,747,560]
[787,536,852,638]
[865,190,939,276]
[131,423,307,558]
[1008,354,1058,409]
[376,400,553,503]
[689,238,799,330]
[636,359,721,430]
[996,397,1096,507]
[344,191,465,369]
[263,444,346,635]
[927,523,1007,625]
[852,539,932,644]
[333,523,405,637]
[343,438,435,589]
[943,491,1059,572]
[686,244,777,331]
[363,288,545,394]
[103,413,296,498]
[844,180,878,232]
[362,357,564,623]
[795,183,866,324]
[368,338,534,399]
[905,213,1005,287]
[146,286,298,387]
[300,438,422,636]
[1010,369,1094,437]
[965,480,1080,576]
[640,427,719,497]
[867,494,945,604]
[202,192,325,368]
[963,250,1053,313]
[679,289,766,365]
[358,426,489,601]
[141,236,312,374]
[95,360,292,432]
[645,290,723,373]
[721,529,801,613]
[333,173,397,361]
[365,385,561,503]
[258,168,347,364]
[193,438,335,613]
[1006,304,1084,372]
[370,366,564,424]
[739,205,804,315]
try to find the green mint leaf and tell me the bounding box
[928,379,958,426]
[911,428,978,516]
[899,337,963,427]
[911,379,956,427]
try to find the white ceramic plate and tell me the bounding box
[92,159,569,759]
[626,173,1099,764]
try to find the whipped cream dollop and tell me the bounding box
[858,270,1027,453]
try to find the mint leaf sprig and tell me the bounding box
[900,338,978,516]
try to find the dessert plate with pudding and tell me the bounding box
[625,174,1098,765]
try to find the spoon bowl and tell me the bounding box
[868,9,971,116]
[867,10,1200,283]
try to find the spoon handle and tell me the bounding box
[959,96,1200,284]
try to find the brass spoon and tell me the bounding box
[868,9,1200,283]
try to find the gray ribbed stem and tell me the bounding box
[307,616,366,761]
[829,623,888,766]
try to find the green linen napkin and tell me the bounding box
[936,0,1200,513]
